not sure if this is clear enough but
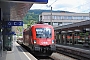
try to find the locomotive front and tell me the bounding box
[32,24,56,55]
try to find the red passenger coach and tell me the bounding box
[23,23,56,56]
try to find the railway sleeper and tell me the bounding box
[56,47,90,60]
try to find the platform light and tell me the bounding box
[86,28,90,31]
[1,29,2,32]
[61,31,67,33]
[67,30,73,33]
[74,29,80,32]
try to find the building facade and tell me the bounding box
[39,12,90,27]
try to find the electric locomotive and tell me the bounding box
[23,22,56,56]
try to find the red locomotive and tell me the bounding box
[23,23,56,56]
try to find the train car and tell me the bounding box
[23,23,56,56]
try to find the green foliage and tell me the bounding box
[17,26,22,32]
[27,20,37,27]
[16,26,23,36]
[23,11,39,24]
[79,32,89,37]
[86,32,89,36]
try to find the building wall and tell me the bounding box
[39,12,90,27]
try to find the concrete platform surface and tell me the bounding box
[0,42,37,60]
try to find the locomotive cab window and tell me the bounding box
[36,28,52,38]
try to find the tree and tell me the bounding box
[23,12,39,24]
[27,20,37,28]
[16,26,23,36]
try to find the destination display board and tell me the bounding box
[1,21,23,26]
[1,21,23,28]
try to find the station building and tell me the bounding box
[39,12,90,27]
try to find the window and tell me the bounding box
[57,16,60,19]
[73,16,78,20]
[46,15,50,19]
[59,16,61,20]
[36,28,52,38]
[86,16,90,20]
[52,16,55,19]
[78,16,83,20]
[62,22,73,26]
[53,16,57,19]
[44,23,48,25]
[53,22,58,26]
[83,16,89,20]
[43,15,48,19]
[63,16,67,20]
[59,16,63,20]
[68,16,72,20]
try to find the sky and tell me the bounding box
[30,0,90,13]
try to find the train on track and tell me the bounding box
[18,21,56,56]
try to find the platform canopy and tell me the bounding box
[54,20,90,32]
[1,0,48,21]
[10,2,33,21]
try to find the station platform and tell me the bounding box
[0,42,37,60]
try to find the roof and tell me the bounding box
[54,20,90,32]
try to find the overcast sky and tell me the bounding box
[30,0,90,13]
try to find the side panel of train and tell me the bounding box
[23,24,56,55]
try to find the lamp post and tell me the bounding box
[1,29,3,57]
[50,6,52,26]
[89,12,90,20]
[46,5,53,26]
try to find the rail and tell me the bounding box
[56,44,90,60]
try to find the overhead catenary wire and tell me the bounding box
[45,0,58,10]
[72,2,90,9]
[50,0,58,6]
[69,1,90,12]
[82,8,90,12]
[44,0,90,12]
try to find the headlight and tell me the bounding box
[34,40,36,44]
[52,40,55,44]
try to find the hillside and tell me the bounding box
[23,9,71,24]
[28,9,68,14]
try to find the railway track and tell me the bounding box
[56,44,90,60]
[20,43,75,60]
[19,42,89,60]
[20,44,55,60]
[35,56,54,60]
